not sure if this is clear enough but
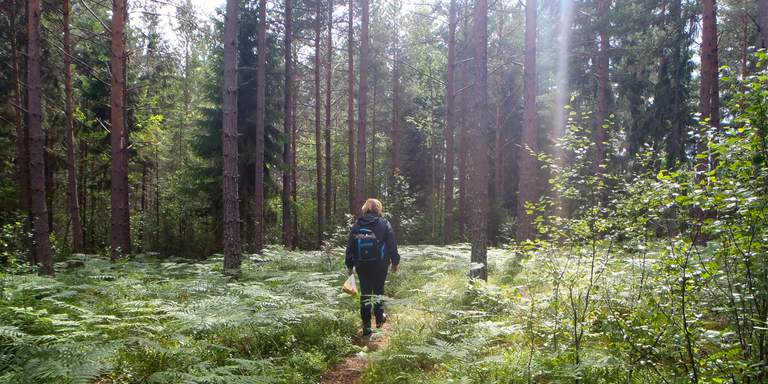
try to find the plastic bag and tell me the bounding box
[342,274,357,295]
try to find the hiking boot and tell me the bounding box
[375,312,387,328]
[362,327,373,336]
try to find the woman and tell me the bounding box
[345,198,400,336]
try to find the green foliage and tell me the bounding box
[0,248,358,383]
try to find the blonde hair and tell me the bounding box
[361,198,383,216]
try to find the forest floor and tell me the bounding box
[319,322,392,384]
[1,243,685,383]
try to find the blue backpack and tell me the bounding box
[353,227,385,262]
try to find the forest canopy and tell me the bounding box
[1,0,768,382]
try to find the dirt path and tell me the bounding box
[319,323,391,384]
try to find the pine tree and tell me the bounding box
[443,0,457,244]
[222,0,242,273]
[516,0,539,241]
[26,0,54,275]
[254,0,267,253]
[469,0,489,280]
[356,0,370,210]
[110,0,131,259]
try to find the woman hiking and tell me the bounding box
[345,198,400,336]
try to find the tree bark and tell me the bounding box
[667,0,684,167]
[254,0,267,253]
[458,8,470,236]
[443,0,457,244]
[759,0,768,49]
[356,0,370,212]
[222,0,242,273]
[10,0,31,261]
[371,74,377,196]
[469,0,489,280]
[593,0,609,176]
[110,0,131,259]
[315,0,325,246]
[325,0,333,223]
[283,0,296,247]
[63,0,84,253]
[516,0,539,241]
[392,9,401,175]
[27,0,54,275]
[697,0,719,177]
[347,0,356,215]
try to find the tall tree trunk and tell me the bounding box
[356,0,370,211]
[516,0,539,241]
[667,0,684,167]
[469,0,489,280]
[347,0,356,215]
[63,0,84,253]
[759,0,768,49]
[254,0,267,253]
[283,0,296,247]
[222,0,242,273]
[593,0,609,175]
[490,16,506,246]
[697,0,719,177]
[110,0,131,259]
[10,0,31,261]
[27,0,53,275]
[443,0,457,244]
[325,0,333,223]
[291,49,299,244]
[458,9,470,236]
[392,9,401,175]
[315,0,325,246]
[371,75,377,196]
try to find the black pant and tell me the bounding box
[356,262,388,327]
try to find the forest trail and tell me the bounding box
[319,322,392,384]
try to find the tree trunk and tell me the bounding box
[697,0,719,176]
[759,0,768,49]
[63,0,84,253]
[593,0,609,176]
[110,0,131,259]
[469,0,489,280]
[222,0,242,273]
[443,0,457,244]
[371,74,377,196]
[254,0,267,253]
[516,0,539,241]
[283,0,295,247]
[315,0,325,246]
[27,0,53,275]
[458,9,470,236]
[667,0,683,167]
[356,0,370,212]
[325,0,333,223]
[10,0,32,262]
[347,0,356,215]
[392,11,401,175]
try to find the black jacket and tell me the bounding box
[345,214,400,269]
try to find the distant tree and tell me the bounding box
[63,0,84,253]
[356,0,370,210]
[759,0,767,49]
[222,0,241,273]
[516,0,539,241]
[283,0,296,247]
[469,0,489,280]
[314,0,325,245]
[9,0,30,256]
[110,0,131,259]
[324,0,333,222]
[26,0,53,275]
[443,0,457,244]
[347,0,356,215]
[254,0,267,253]
[593,0,610,175]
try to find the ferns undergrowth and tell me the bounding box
[0,247,358,383]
